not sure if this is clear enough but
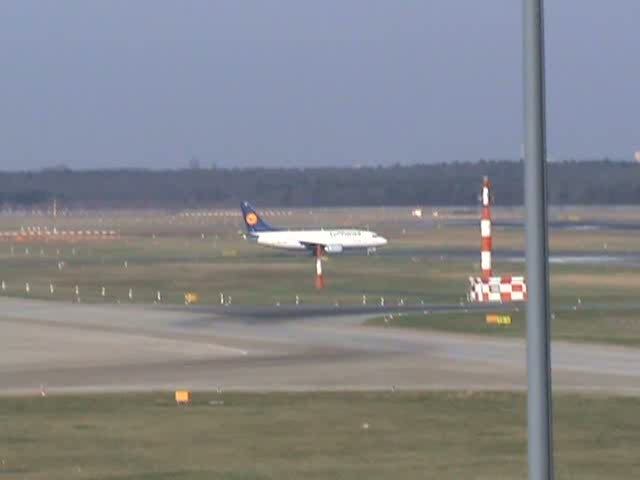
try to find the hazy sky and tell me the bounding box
[1,1,638,170]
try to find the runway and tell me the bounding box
[2,297,640,395]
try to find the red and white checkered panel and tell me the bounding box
[0,229,118,240]
[468,276,527,303]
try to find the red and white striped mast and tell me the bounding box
[315,245,325,289]
[481,176,493,280]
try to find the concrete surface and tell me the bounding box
[1,297,640,395]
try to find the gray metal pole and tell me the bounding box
[523,0,554,479]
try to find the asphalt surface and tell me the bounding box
[379,248,640,266]
[2,297,640,395]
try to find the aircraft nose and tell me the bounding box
[379,236,388,246]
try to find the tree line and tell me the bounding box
[1,160,639,208]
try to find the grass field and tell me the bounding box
[1,206,640,308]
[367,307,640,346]
[2,209,640,479]
[1,391,639,480]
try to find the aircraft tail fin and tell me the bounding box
[240,202,276,233]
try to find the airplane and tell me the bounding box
[240,202,388,255]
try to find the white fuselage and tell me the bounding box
[251,229,387,252]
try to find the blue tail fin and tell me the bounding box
[241,202,277,233]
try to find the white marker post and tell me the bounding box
[25,282,30,294]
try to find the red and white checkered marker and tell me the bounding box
[0,228,118,240]
[468,276,527,302]
[468,176,527,303]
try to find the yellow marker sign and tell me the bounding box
[175,390,192,405]
[184,293,199,304]
[486,314,512,325]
